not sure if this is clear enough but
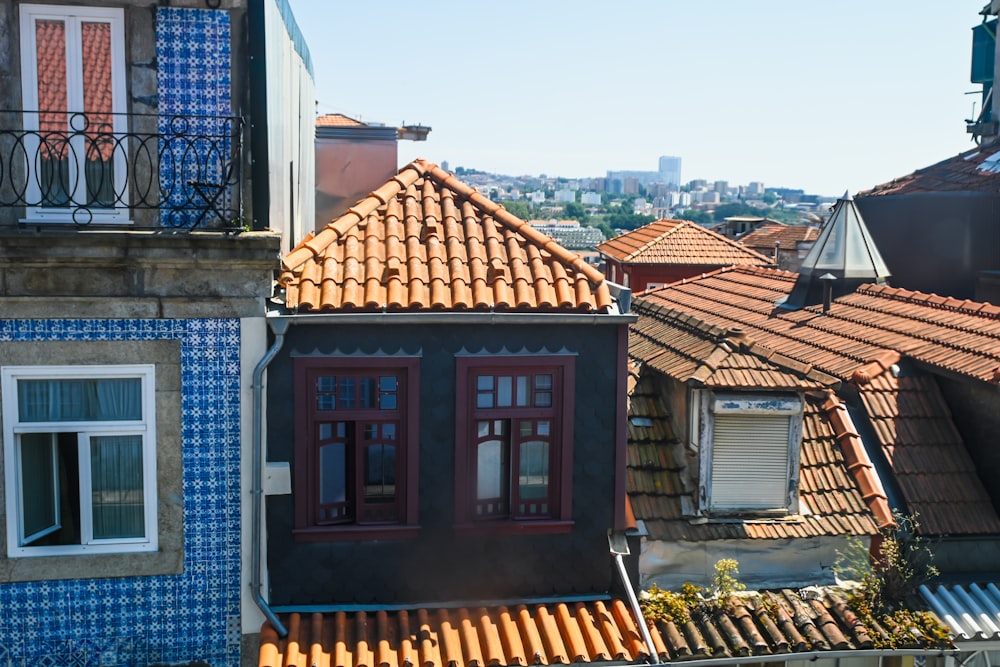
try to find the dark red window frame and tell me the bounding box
[454,355,575,536]
[293,357,420,541]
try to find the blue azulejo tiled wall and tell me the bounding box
[156,8,234,228]
[0,319,242,667]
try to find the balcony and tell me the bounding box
[0,111,244,231]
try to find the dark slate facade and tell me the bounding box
[265,320,625,605]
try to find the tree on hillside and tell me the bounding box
[677,209,711,225]
[604,211,655,231]
[563,202,586,220]
[712,202,763,222]
[592,220,614,241]
[502,200,534,220]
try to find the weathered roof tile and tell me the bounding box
[625,368,881,541]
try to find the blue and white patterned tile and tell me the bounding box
[0,318,243,666]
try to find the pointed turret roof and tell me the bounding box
[780,192,890,309]
[799,192,890,280]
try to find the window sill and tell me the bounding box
[453,520,574,537]
[292,524,421,542]
[692,510,797,524]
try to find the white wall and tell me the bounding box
[639,535,865,591]
[263,0,316,250]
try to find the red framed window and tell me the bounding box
[294,358,419,540]
[455,356,575,534]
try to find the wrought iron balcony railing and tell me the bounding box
[0,110,244,230]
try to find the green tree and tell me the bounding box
[563,202,585,220]
[592,220,614,241]
[712,202,760,222]
[677,209,711,225]
[501,200,534,220]
[605,211,654,231]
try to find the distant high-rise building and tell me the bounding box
[441,160,450,172]
[658,155,682,187]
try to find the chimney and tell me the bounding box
[820,273,836,312]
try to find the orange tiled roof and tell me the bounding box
[259,590,951,667]
[316,113,367,127]
[738,224,820,254]
[629,304,838,390]
[259,601,651,667]
[636,266,1000,385]
[860,145,1000,196]
[596,219,773,267]
[626,368,888,541]
[854,366,1000,535]
[279,160,613,313]
[632,266,1000,536]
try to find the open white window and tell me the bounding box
[19,4,129,224]
[2,365,157,556]
[693,391,802,515]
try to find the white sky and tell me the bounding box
[286,0,989,196]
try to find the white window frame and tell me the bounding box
[18,4,130,224]
[693,390,802,515]
[1,364,157,557]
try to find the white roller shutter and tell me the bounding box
[710,413,790,510]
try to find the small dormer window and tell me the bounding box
[691,391,802,515]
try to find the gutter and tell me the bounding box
[268,311,636,326]
[270,593,613,614]
[655,648,958,667]
[250,317,290,637]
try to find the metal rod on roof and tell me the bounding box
[609,534,660,664]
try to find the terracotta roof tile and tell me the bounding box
[629,310,837,390]
[738,224,821,256]
[860,145,1000,196]
[259,601,649,667]
[854,367,1000,535]
[261,587,953,667]
[643,587,949,661]
[625,368,881,541]
[596,219,773,267]
[634,266,1000,385]
[629,265,1000,537]
[316,113,367,127]
[281,160,612,313]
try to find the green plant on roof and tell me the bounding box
[639,582,703,626]
[711,558,746,600]
[834,512,950,649]
[640,558,747,626]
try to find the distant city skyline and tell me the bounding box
[288,1,985,197]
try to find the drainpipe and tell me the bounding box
[609,533,660,664]
[251,317,291,637]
